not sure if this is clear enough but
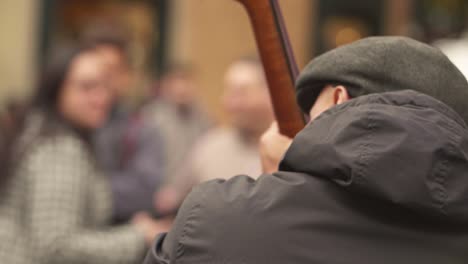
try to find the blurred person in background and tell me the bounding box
[142,64,212,203]
[154,57,274,214]
[90,35,166,223]
[0,45,168,264]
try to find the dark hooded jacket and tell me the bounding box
[143,90,468,264]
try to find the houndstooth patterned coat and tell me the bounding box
[0,113,147,264]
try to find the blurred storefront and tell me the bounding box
[314,0,468,52]
[39,0,168,75]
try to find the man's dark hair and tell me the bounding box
[83,33,130,67]
[161,63,195,80]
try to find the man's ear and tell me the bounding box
[333,85,350,105]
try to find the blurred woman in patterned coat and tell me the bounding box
[0,44,169,264]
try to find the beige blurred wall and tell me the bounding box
[167,0,316,118]
[0,0,38,107]
[0,0,314,115]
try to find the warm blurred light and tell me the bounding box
[323,16,369,50]
[335,27,363,47]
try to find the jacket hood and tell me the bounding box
[280,90,468,223]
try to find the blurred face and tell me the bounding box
[97,45,131,98]
[58,51,112,130]
[160,73,197,106]
[222,61,274,135]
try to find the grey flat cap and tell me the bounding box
[296,36,468,125]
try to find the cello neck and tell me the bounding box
[235,0,305,138]
[270,0,299,80]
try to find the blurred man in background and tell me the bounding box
[91,34,165,223]
[142,64,212,188]
[154,57,274,214]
